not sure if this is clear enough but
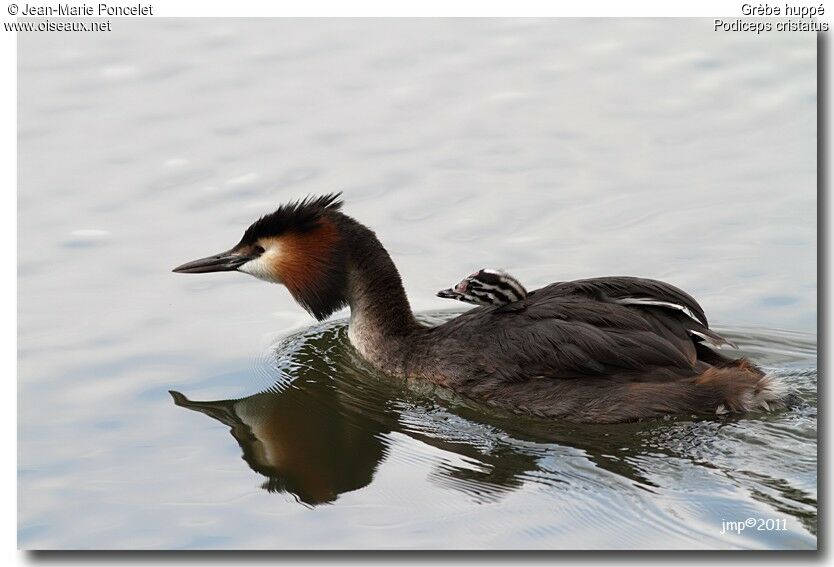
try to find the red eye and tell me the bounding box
[254,245,265,255]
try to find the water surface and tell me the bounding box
[18,19,816,549]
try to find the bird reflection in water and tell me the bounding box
[170,320,723,506]
[170,322,398,505]
[170,382,386,505]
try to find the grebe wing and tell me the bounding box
[435,287,728,383]
[536,276,710,327]
[534,276,735,348]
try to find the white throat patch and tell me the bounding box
[238,241,283,283]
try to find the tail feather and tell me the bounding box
[695,359,788,415]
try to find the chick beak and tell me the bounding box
[436,288,459,299]
[172,249,253,274]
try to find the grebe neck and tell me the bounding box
[338,217,424,368]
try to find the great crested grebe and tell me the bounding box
[437,268,527,307]
[173,194,786,423]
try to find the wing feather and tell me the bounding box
[541,276,709,327]
[431,276,732,385]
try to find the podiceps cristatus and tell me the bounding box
[437,269,527,307]
[173,193,786,423]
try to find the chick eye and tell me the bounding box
[253,245,265,255]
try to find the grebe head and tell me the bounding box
[173,193,349,320]
[436,268,527,307]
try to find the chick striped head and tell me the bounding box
[437,269,527,307]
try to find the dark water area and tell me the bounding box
[18,19,816,549]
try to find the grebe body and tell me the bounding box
[173,194,785,423]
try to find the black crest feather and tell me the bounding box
[239,192,343,244]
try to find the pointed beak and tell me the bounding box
[172,249,253,274]
[436,288,459,299]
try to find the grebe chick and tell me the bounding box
[173,193,789,424]
[437,269,527,306]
